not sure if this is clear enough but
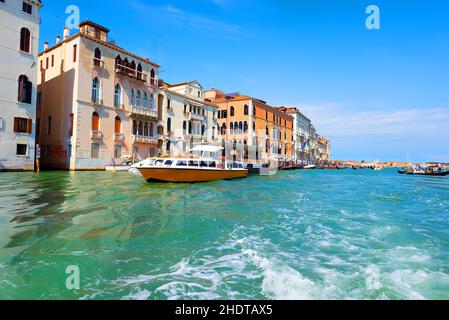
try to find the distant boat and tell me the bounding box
[398,168,449,176]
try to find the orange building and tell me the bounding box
[205,89,293,163]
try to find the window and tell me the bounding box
[94,48,101,67]
[114,84,121,108]
[132,120,137,135]
[114,145,122,159]
[209,161,216,168]
[144,122,148,136]
[244,121,248,133]
[166,141,171,152]
[167,118,172,132]
[19,28,31,53]
[150,123,154,136]
[91,143,100,158]
[230,122,234,133]
[218,111,221,119]
[16,144,28,156]
[137,64,142,80]
[47,116,52,134]
[95,29,101,40]
[51,55,54,67]
[22,2,32,14]
[201,125,205,136]
[200,161,208,167]
[131,89,135,105]
[14,117,32,133]
[253,122,256,131]
[150,69,155,84]
[18,75,32,104]
[114,116,121,133]
[183,121,187,133]
[136,91,141,107]
[92,77,100,103]
[189,161,199,167]
[244,105,249,116]
[177,160,187,167]
[73,44,77,62]
[149,94,154,110]
[230,106,235,117]
[92,112,99,131]
[253,106,256,116]
[143,92,148,109]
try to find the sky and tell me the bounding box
[38,0,449,162]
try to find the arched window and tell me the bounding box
[94,48,101,67]
[138,121,143,136]
[244,105,249,116]
[143,92,148,109]
[130,61,136,76]
[239,122,243,133]
[244,121,248,133]
[136,90,141,107]
[144,122,149,136]
[92,112,100,131]
[92,77,100,103]
[18,75,32,104]
[183,121,187,133]
[149,94,154,109]
[132,120,137,135]
[20,28,31,53]
[115,55,122,71]
[150,69,156,84]
[114,84,121,108]
[114,116,121,133]
[230,122,234,133]
[149,123,154,136]
[137,63,143,80]
[266,139,270,153]
[230,106,235,117]
[234,122,238,133]
[131,88,135,105]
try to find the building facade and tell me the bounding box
[158,81,218,156]
[0,0,42,171]
[206,89,294,163]
[317,135,331,162]
[37,21,161,170]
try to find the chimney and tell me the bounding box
[43,41,49,50]
[56,36,61,44]
[63,27,70,39]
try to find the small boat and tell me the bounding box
[303,165,316,170]
[105,165,131,172]
[137,145,248,183]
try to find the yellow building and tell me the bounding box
[37,21,161,170]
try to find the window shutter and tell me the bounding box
[25,80,32,103]
[18,78,23,102]
[14,117,19,132]
[27,119,32,134]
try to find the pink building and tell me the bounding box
[37,21,162,170]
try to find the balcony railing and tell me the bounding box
[132,135,158,144]
[188,112,205,121]
[115,64,147,82]
[93,58,105,69]
[130,107,158,119]
[114,133,125,143]
[91,130,103,140]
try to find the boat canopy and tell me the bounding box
[191,145,224,153]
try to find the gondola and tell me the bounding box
[398,169,449,176]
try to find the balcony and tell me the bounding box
[114,133,125,143]
[92,58,105,69]
[130,107,158,119]
[91,130,103,140]
[115,64,147,82]
[188,112,205,121]
[132,135,158,144]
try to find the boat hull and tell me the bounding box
[138,167,248,183]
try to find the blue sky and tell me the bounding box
[39,0,449,162]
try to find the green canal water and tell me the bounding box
[0,169,449,300]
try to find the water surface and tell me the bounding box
[0,169,448,300]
